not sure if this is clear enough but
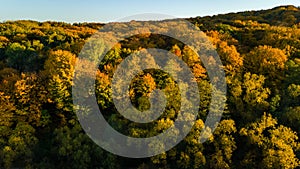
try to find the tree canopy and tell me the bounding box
[0,5,299,169]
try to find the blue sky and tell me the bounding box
[0,0,299,23]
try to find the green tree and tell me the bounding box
[1,123,38,169]
[53,123,110,169]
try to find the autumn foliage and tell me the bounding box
[0,5,299,169]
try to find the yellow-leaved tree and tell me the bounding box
[44,50,76,123]
[240,113,300,169]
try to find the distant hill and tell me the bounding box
[187,5,300,30]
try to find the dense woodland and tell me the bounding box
[0,5,300,169]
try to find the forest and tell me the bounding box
[0,5,299,169]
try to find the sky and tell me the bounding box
[0,0,299,23]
